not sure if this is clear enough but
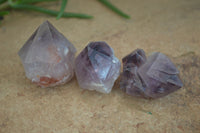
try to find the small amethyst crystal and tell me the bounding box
[120,49,183,98]
[18,21,76,87]
[75,41,121,93]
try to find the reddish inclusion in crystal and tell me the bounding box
[36,45,62,86]
[48,45,61,63]
[34,45,69,87]
[38,77,59,86]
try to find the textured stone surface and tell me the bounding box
[75,41,121,93]
[18,21,76,87]
[120,49,183,98]
[1,0,200,132]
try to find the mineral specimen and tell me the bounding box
[120,49,183,98]
[75,41,121,93]
[18,21,76,87]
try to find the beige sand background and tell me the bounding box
[0,0,200,132]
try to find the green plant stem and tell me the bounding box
[98,0,130,19]
[11,4,93,19]
[56,0,68,19]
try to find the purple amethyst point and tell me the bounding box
[75,41,121,93]
[18,21,76,87]
[120,49,183,98]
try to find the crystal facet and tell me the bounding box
[120,49,183,98]
[18,21,76,87]
[75,41,121,93]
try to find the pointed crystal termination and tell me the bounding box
[120,49,183,98]
[18,21,76,87]
[75,41,121,93]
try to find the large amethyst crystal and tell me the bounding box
[75,41,121,93]
[120,49,183,98]
[18,21,76,87]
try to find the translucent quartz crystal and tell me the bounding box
[120,49,183,98]
[75,41,121,93]
[18,21,76,87]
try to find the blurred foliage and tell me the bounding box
[0,0,130,24]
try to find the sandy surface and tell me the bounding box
[0,0,200,132]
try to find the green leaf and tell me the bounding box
[0,0,7,5]
[0,11,9,16]
[147,112,152,115]
[11,4,93,19]
[56,0,68,20]
[17,0,57,4]
[98,0,130,19]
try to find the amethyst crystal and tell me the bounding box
[75,41,121,93]
[18,21,76,87]
[120,49,183,98]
